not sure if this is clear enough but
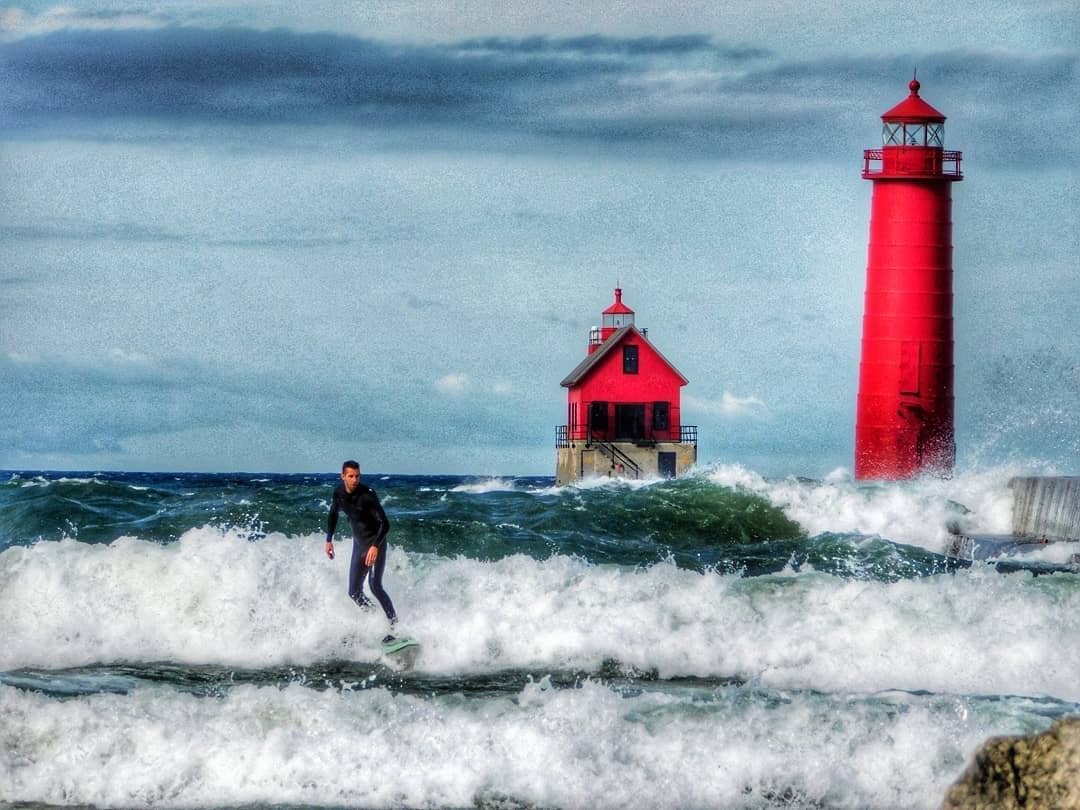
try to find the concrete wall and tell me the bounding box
[555,441,696,486]
[1010,476,1080,541]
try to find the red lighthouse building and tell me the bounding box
[555,288,697,484]
[854,77,963,479]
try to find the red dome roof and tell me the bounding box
[881,78,946,123]
[602,287,634,315]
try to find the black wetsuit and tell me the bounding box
[326,482,397,624]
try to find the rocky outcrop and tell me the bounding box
[942,716,1080,809]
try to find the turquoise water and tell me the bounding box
[2,466,1079,808]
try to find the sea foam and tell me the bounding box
[0,676,1046,809]
[2,529,1078,701]
[702,463,1021,550]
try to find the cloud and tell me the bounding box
[454,34,770,60]
[106,348,151,365]
[0,6,173,39]
[684,391,768,419]
[0,26,614,124]
[0,24,1065,155]
[433,373,516,398]
[2,26,1074,164]
[0,350,402,457]
[0,220,188,244]
[434,372,471,396]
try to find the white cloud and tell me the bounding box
[684,390,768,419]
[434,373,471,396]
[108,348,150,365]
[0,6,170,39]
[434,374,515,397]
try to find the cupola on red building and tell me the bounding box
[555,288,697,484]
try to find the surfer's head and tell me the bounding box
[341,460,361,492]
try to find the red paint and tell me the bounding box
[562,289,688,443]
[855,79,963,479]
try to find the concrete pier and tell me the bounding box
[556,440,696,486]
[946,476,1080,572]
[1010,476,1080,541]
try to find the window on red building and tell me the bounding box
[653,402,669,432]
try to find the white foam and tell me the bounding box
[699,463,1022,551]
[8,474,105,488]
[2,531,1078,701]
[0,677,1049,809]
[549,473,666,495]
[1011,541,1080,564]
[449,477,518,494]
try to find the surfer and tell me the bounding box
[325,460,397,627]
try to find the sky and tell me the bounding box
[1,1,1077,477]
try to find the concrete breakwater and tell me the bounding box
[1011,476,1080,541]
[947,476,1080,570]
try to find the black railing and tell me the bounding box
[557,423,699,448]
[555,425,569,448]
[681,425,698,447]
[594,442,642,479]
[862,148,963,179]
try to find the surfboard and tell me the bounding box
[380,635,421,669]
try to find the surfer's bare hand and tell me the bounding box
[325,541,335,560]
[365,545,378,566]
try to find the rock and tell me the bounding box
[942,716,1080,809]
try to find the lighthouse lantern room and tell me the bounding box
[854,77,963,479]
[556,288,697,485]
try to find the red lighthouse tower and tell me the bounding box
[854,77,963,479]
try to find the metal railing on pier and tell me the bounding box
[556,424,698,449]
[555,425,569,448]
[594,442,642,478]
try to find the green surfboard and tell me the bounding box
[381,635,420,655]
[381,635,421,669]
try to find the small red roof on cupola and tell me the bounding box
[603,287,634,316]
[882,77,946,123]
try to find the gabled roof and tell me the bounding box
[560,325,689,388]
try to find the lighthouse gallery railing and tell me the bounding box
[862,148,963,179]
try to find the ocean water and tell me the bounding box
[2,465,1079,809]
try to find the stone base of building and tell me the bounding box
[555,442,696,486]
